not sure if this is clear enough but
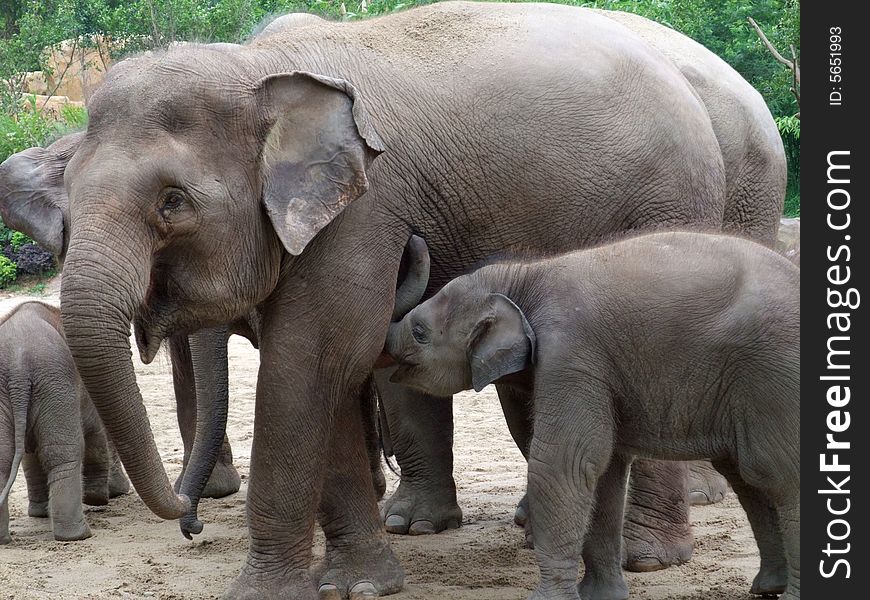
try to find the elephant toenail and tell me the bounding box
[318,583,341,600]
[350,581,378,598]
[409,520,436,535]
[384,515,407,532]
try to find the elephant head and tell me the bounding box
[51,47,384,520]
[385,256,536,396]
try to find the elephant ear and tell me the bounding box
[255,71,385,255]
[0,131,83,258]
[467,294,536,392]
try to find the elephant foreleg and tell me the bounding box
[495,384,695,572]
[315,379,404,598]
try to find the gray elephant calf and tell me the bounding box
[384,232,799,600]
[1,302,129,544]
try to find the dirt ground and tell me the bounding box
[1,287,761,599]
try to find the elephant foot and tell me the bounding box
[52,519,92,542]
[688,461,728,506]
[577,574,629,600]
[108,466,131,498]
[622,518,693,572]
[225,566,318,600]
[313,537,405,598]
[514,494,529,527]
[28,500,49,518]
[82,487,110,506]
[528,586,580,600]
[202,461,242,499]
[513,495,535,549]
[0,532,10,545]
[381,477,462,535]
[750,563,788,597]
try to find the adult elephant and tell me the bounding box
[49,2,777,598]
[0,131,389,539]
[0,133,246,504]
[371,4,786,572]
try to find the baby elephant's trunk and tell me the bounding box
[392,235,430,321]
[0,377,29,508]
[374,235,430,371]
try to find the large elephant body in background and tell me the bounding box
[372,2,787,571]
[11,2,784,598]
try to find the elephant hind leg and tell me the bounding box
[374,371,462,536]
[712,459,788,596]
[22,452,49,517]
[622,459,693,572]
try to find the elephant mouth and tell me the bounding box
[133,295,182,365]
[134,318,167,365]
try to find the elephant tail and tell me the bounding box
[377,404,401,477]
[1,376,29,508]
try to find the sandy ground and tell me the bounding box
[1,285,761,599]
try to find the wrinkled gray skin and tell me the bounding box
[1,302,130,544]
[0,132,245,534]
[777,217,800,266]
[385,232,800,600]
[367,5,784,567]
[23,2,788,597]
[0,132,387,540]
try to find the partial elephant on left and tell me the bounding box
[1,301,129,544]
[0,133,244,514]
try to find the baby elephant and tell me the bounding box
[384,232,799,600]
[1,302,129,544]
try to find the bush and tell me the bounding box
[0,254,17,288]
[0,97,58,162]
[3,242,56,275]
[10,231,30,251]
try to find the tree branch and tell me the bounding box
[748,17,793,68]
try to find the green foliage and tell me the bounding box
[60,101,88,128]
[0,254,16,287]
[0,95,87,162]
[776,116,799,217]
[0,96,56,159]
[0,220,12,246]
[10,230,31,251]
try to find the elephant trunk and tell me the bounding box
[392,235,430,321]
[60,233,189,521]
[178,326,230,539]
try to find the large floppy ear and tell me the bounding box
[0,131,82,258]
[467,293,536,392]
[254,71,385,255]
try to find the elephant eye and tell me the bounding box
[411,324,429,344]
[159,189,186,214]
